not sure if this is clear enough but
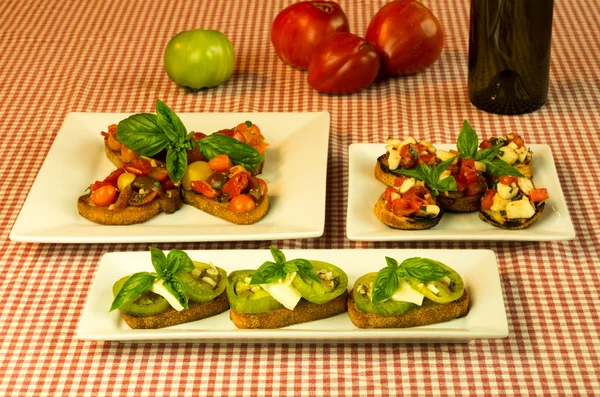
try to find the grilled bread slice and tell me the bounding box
[182,190,269,225]
[479,201,545,230]
[435,191,483,213]
[375,154,401,187]
[373,189,443,230]
[119,291,229,329]
[229,290,348,329]
[347,289,469,329]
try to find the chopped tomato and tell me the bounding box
[190,132,207,141]
[403,186,433,205]
[464,182,485,197]
[208,154,232,173]
[479,139,493,149]
[90,168,124,191]
[383,187,397,206]
[216,128,235,137]
[399,144,417,168]
[124,158,152,176]
[106,131,121,151]
[392,198,421,216]
[187,132,208,163]
[222,171,250,200]
[253,140,269,155]
[229,194,256,214]
[499,176,517,185]
[191,180,221,199]
[161,177,176,190]
[508,133,525,148]
[393,176,406,187]
[233,121,263,146]
[481,189,497,210]
[149,167,168,182]
[258,178,268,196]
[121,145,139,162]
[229,165,247,176]
[90,185,117,206]
[529,188,549,203]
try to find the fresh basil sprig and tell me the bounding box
[372,257,451,305]
[390,156,458,198]
[457,120,523,177]
[250,247,321,285]
[109,247,195,312]
[116,100,264,183]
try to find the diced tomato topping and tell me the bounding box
[464,182,485,197]
[508,133,525,148]
[392,198,421,216]
[90,185,117,206]
[222,171,250,200]
[190,132,207,141]
[124,158,152,176]
[499,176,517,185]
[191,180,221,199]
[479,139,493,149]
[253,140,269,155]
[217,128,235,137]
[208,154,232,173]
[229,194,256,214]
[120,145,139,162]
[383,187,397,204]
[90,168,124,191]
[529,188,549,203]
[149,167,168,182]
[161,177,175,190]
[481,189,497,210]
[393,176,406,187]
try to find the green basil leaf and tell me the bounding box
[482,159,524,177]
[149,246,167,278]
[290,259,321,284]
[385,256,398,269]
[250,261,284,285]
[475,146,500,161]
[116,113,170,157]
[166,146,188,184]
[197,133,264,172]
[109,272,156,312]
[390,167,425,180]
[166,249,195,276]
[437,175,457,192]
[372,267,399,306]
[283,261,299,274]
[270,246,286,265]
[156,99,187,143]
[456,120,479,158]
[162,277,189,310]
[400,258,451,282]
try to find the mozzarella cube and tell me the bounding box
[436,149,458,163]
[399,178,416,194]
[517,178,535,195]
[506,197,536,219]
[490,194,510,212]
[498,146,519,165]
[497,182,519,200]
[387,149,401,170]
[515,146,529,163]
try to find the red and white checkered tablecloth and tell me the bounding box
[1,0,599,395]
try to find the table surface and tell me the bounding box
[1,0,599,395]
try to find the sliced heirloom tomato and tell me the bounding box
[129,189,158,206]
[90,185,117,206]
[221,171,250,200]
[529,188,549,203]
[149,167,169,182]
[124,158,152,176]
[226,270,283,314]
[191,180,221,199]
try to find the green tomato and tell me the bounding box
[164,29,235,90]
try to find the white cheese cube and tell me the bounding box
[497,182,519,200]
[498,146,519,165]
[515,146,529,163]
[387,149,401,170]
[490,193,510,212]
[517,178,535,195]
[399,178,416,194]
[436,149,458,163]
[506,197,536,219]
[507,142,519,150]
[417,205,440,217]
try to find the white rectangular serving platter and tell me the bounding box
[347,144,575,241]
[76,249,508,344]
[10,112,330,243]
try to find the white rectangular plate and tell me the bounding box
[76,249,508,344]
[10,112,330,243]
[347,144,575,241]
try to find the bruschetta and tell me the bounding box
[479,133,533,178]
[375,137,438,187]
[434,152,488,213]
[374,184,443,230]
[479,176,548,229]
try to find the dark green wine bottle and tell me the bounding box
[468,0,554,115]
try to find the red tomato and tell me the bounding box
[90,185,117,206]
[307,32,380,94]
[161,177,176,190]
[271,1,350,70]
[392,197,421,216]
[208,154,232,173]
[365,0,444,76]
[481,189,496,210]
[229,194,256,214]
[499,176,517,185]
[187,132,208,163]
[190,180,221,199]
[529,188,549,203]
[149,167,168,182]
[222,171,250,200]
[233,121,264,146]
[120,145,139,162]
[90,168,124,191]
[508,133,526,148]
[124,158,152,176]
[394,176,406,187]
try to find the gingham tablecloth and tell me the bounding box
[1,0,599,395]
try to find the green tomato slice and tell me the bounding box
[226,270,284,314]
[291,260,348,304]
[403,260,465,304]
[112,275,171,316]
[176,261,227,303]
[352,273,418,316]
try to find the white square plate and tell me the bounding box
[347,144,575,241]
[76,249,508,344]
[10,112,330,243]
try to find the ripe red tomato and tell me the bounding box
[90,185,117,207]
[229,194,256,214]
[365,0,444,76]
[307,32,380,94]
[271,1,350,70]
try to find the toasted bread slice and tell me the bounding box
[229,290,348,329]
[347,289,469,329]
[78,189,182,225]
[104,140,124,168]
[119,291,229,329]
[436,191,483,213]
[374,192,442,230]
[479,201,545,229]
[374,154,401,187]
[182,190,269,225]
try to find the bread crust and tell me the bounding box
[104,140,124,168]
[479,201,545,229]
[436,191,483,213]
[373,192,442,230]
[77,189,182,225]
[119,291,229,329]
[374,154,402,187]
[347,289,469,329]
[182,189,269,225]
[229,290,348,329]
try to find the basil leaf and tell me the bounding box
[162,277,189,310]
[475,146,500,161]
[197,134,264,172]
[400,258,451,282]
[385,256,398,269]
[166,146,188,184]
[290,259,321,284]
[270,246,286,265]
[116,113,170,157]
[372,267,399,306]
[165,249,195,276]
[283,261,299,274]
[482,159,524,177]
[456,119,479,158]
[149,246,167,278]
[390,167,424,179]
[156,99,187,143]
[437,175,457,191]
[109,272,156,312]
[250,261,284,285]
